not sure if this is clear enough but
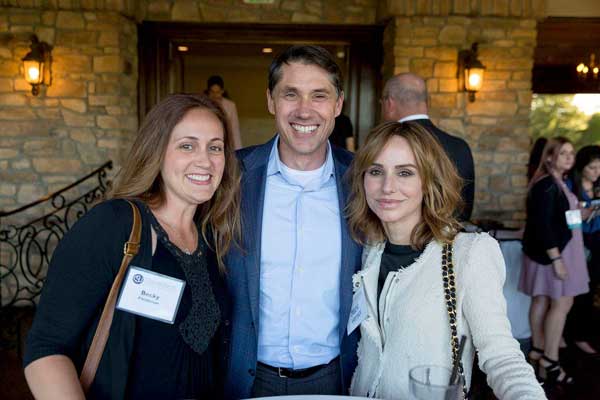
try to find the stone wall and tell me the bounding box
[0,0,378,214]
[379,0,545,18]
[1,0,543,227]
[139,0,378,24]
[0,8,137,212]
[383,15,536,226]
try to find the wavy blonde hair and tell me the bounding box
[346,121,463,249]
[111,94,241,271]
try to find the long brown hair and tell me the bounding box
[530,136,571,184]
[571,145,600,199]
[111,94,241,270]
[346,121,463,249]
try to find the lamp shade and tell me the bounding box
[21,35,52,96]
[465,66,484,92]
[23,58,44,85]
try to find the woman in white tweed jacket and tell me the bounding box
[345,122,545,400]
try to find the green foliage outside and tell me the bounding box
[530,94,600,149]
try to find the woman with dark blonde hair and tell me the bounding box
[24,94,240,399]
[520,137,589,385]
[348,122,544,399]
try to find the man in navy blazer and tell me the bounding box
[381,73,475,221]
[224,46,362,399]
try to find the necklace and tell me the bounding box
[154,214,198,255]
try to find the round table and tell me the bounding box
[250,396,369,400]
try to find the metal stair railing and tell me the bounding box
[0,160,113,355]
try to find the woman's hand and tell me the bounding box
[552,258,568,280]
[581,207,592,220]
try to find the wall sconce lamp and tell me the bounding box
[21,35,53,96]
[459,43,485,102]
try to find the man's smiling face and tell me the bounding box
[267,62,343,170]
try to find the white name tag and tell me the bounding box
[347,283,368,335]
[565,209,582,230]
[116,266,186,324]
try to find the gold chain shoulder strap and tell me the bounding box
[442,242,468,399]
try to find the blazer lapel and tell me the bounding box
[355,244,384,352]
[360,246,383,322]
[240,139,273,332]
[333,152,357,341]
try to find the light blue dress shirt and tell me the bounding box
[257,137,342,369]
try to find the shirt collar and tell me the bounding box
[399,114,429,122]
[267,135,335,189]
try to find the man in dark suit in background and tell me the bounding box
[381,73,475,221]
[224,45,361,399]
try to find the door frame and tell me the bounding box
[138,21,384,144]
[533,17,600,93]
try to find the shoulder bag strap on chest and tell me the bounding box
[79,200,142,393]
[442,242,469,399]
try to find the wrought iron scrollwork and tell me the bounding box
[0,161,113,309]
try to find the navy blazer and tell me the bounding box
[224,137,362,399]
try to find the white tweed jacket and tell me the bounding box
[349,232,546,400]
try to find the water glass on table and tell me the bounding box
[409,365,464,400]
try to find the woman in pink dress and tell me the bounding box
[519,137,589,385]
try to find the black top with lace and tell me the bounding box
[125,205,223,398]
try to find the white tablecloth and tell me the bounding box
[250,396,369,400]
[499,240,532,340]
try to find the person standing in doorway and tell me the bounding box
[206,75,243,150]
[224,45,362,399]
[330,113,355,152]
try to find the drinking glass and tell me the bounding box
[408,365,464,400]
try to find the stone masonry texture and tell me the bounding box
[382,14,537,226]
[1,0,545,227]
[0,7,138,213]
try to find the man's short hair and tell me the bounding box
[383,76,428,105]
[268,45,343,97]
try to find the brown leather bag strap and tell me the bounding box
[79,200,142,393]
